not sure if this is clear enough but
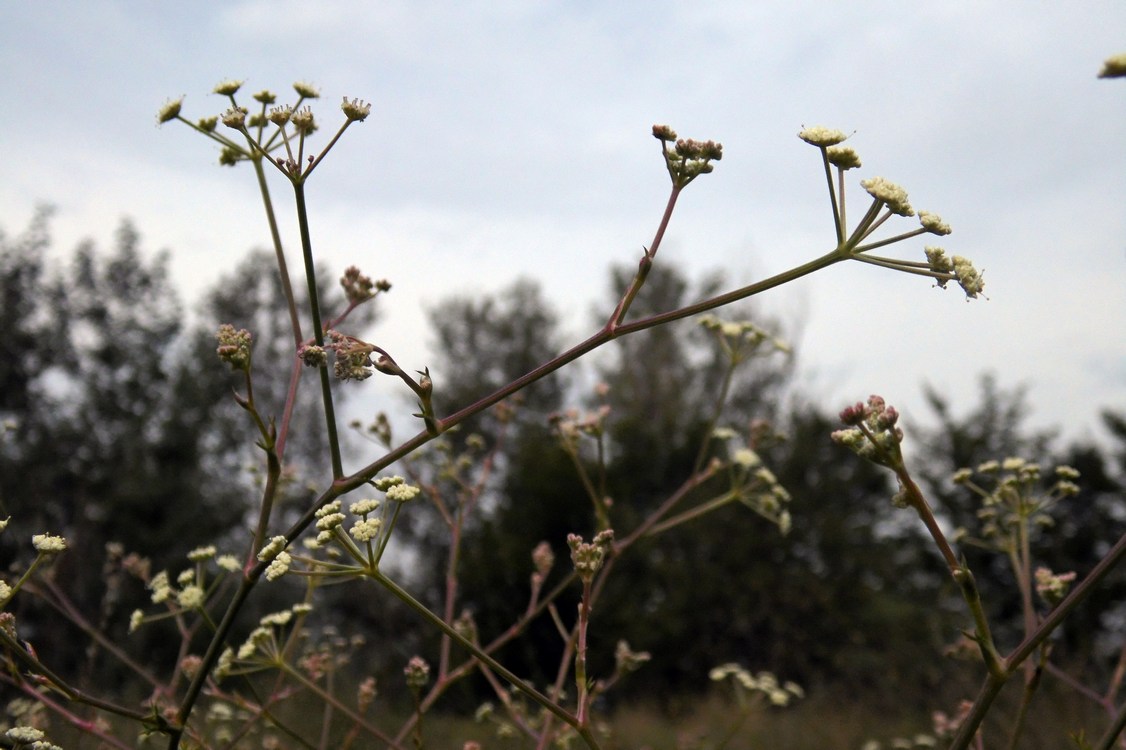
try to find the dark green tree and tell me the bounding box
[427,277,566,439]
[0,214,378,685]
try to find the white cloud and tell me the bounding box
[2,1,1124,445]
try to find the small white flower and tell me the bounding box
[187,545,217,562]
[6,726,45,743]
[216,554,240,572]
[918,210,951,236]
[733,448,760,468]
[374,475,405,491]
[350,498,381,516]
[32,533,67,553]
[177,585,204,609]
[149,571,172,603]
[293,81,320,98]
[826,145,861,169]
[316,512,346,532]
[257,536,288,561]
[754,467,779,485]
[156,97,184,124]
[798,125,848,147]
[213,79,244,96]
[385,483,421,502]
[221,106,248,129]
[350,518,383,542]
[260,610,293,627]
[952,255,984,298]
[860,176,914,216]
[341,96,372,122]
[129,609,144,633]
[265,551,291,581]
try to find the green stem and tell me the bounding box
[645,489,740,536]
[950,528,1126,749]
[249,156,304,461]
[0,628,152,724]
[1006,648,1045,750]
[293,181,345,479]
[372,571,602,750]
[819,147,844,245]
[691,356,739,475]
[852,226,926,254]
[949,674,1006,750]
[278,661,405,749]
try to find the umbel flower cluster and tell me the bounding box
[797,125,984,299]
[158,80,370,178]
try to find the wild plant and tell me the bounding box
[0,55,1119,749]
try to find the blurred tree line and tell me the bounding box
[1,210,1124,709]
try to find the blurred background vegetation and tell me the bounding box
[2,209,1124,743]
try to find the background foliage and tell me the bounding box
[4,210,1122,720]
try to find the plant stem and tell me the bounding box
[950,528,1126,749]
[292,181,345,479]
[610,185,681,327]
[373,570,602,750]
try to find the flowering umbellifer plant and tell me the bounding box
[0,74,1000,750]
[833,395,1126,750]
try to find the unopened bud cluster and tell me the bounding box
[340,265,390,305]
[1034,566,1077,607]
[158,79,370,177]
[216,324,253,371]
[404,655,430,690]
[567,530,614,582]
[831,395,904,471]
[652,124,723,188]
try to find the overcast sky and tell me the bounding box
[2,1,1124,452]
